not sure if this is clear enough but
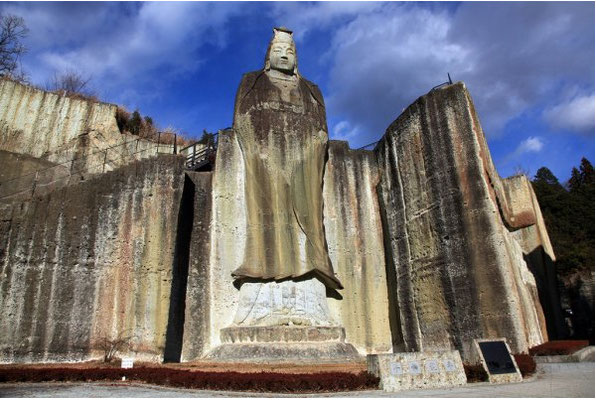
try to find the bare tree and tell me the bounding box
[94,331,134,363]
[49,70,93,95]
[513,164,531,179]
[0,13,28,77]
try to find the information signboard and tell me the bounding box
[121,358,134,369]
[478,341,516,375]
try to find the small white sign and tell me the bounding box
[443,359,456,372]
[425,359,440,374]
[408,361,421,375]
[121,358,134,369]
[389,362,403,376]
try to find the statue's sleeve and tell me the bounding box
[233,71,263,119]
[303,79,325,109]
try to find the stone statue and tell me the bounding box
[231,27,341,326]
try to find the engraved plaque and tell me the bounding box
[443,358,456,372]
[425,359,440,374]
[408,360,421,375]
[478,341,517,375]
[390,362,403,376]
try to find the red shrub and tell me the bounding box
[529,340,589,356]
[513,353,536,377]
[0,366,379,393]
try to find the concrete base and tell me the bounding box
[205,326,361,363]
[367,351,468,392]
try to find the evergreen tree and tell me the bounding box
[532,158,595,341]
[568,167,582,192]
[126,110,142,135]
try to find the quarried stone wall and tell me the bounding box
[180,172,213,362]
[206,129,246,352]
[504,175,566,339]
[375,82,546,361]
[0,79,171,182]
[323,140,396,354]
[0,155,186,363]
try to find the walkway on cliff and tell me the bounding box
[0,363,593,397]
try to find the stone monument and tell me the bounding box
[206,27,358,361]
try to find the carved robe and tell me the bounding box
[231,70,342,290]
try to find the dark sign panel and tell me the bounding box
[478,341,517,375]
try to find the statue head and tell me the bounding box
[265,27,298,75]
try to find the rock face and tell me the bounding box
[179,172,213,362]
[0,155,186,362]
[375,82,547,360]
[0,79,172,184]
[323,141,396,354]
[0,61,559,364]
[503,175,566,339]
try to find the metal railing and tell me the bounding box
[0,134,176,202]
[179,132,219,170]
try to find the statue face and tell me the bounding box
[269,42,296,73]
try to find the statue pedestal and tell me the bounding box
[205,326,361,363]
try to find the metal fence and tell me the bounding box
[0,135,176,202]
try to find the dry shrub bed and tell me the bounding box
[0,367,379,393]
[463,364,488,383]
[513,354,536,377]
[529,340,589,356]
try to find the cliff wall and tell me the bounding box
[180,172,213,362]
[206,130,246,352]
[504,175,567,339]
[0,79,172,185]
[323,141,396,354]
[375,82,546,360]
[0,154,186,363]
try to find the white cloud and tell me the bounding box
[518,137,545,153]
[325,5,469,144]
[273,2,594,147]
[331,120,361,141]
[543,94,595,134]
[4,2,244,97]
[501,136,545,166]
[269,2,383,41]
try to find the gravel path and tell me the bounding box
[0,362,593,398]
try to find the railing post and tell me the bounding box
[157,131,161,155]
[174,134,177,154]
[191,144,196,167]
[103,149,108,173]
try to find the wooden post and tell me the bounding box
[174,134,177,154]
[157,131,161,154]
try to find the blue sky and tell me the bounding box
[2,1,594,181]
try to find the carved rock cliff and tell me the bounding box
[375,82,547,360]
[0,155,186,362]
